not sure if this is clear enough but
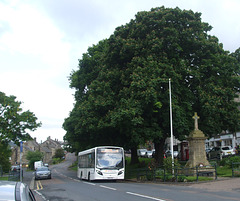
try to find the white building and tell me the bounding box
[205,132,240,150]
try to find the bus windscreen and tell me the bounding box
[97,148,123,169]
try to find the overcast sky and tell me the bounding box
[0,0,240,143]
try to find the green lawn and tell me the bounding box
[0,177,8,181]
[217,166,233,177]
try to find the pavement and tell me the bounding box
[188,177,240,192]
[127,176,240,193]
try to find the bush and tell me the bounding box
[52,158,64,164]
[219,156,240,168]
[163,157,181,173]
[54,148,65,159]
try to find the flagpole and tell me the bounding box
[169,78,174,170]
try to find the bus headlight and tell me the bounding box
[96,170,103,175]
[118,171,123,175]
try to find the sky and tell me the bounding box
[0,0,240,143]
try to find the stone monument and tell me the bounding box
[185,112,210,168]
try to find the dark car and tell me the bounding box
[35,166,51,180]
[0,181,36,201]
[11,165,20,172]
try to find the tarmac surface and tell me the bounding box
[22,153,240,199]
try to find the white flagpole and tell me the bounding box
[169,78,174,170]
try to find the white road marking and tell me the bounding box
[100,185,117,191]
[35,190,49,201]
[126,192,166,201]
[30,176,35,189]
[54,168,167,201]
[83,181,96,186]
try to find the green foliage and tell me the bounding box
[0,142,11,172]
[26,151,43,170]
[0,177,8,181]
[53,148,65,159]
[217,166,233,177]
[0,91,41,144]
[185,176,213,182]
[219,156,240,168]
[52,158,64,164]
[163,157,181,170]
[64,6,240,165]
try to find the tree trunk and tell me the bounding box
[154,138,165,166]
[130,146,139,164]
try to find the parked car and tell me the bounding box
[137,149,147,158]
[35,166,51,180]
[208,146,235,159]
[165,150,179,158]
[221,146,235,157]
[0,181,36,201]
[11,165,20,172]
[146,150,153,158]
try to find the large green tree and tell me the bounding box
[64,7,240,165]
[0,91,42,144]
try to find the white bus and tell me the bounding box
[77,146,125,181]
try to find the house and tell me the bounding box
[10,138,40,166]
[40,136,62,164]
[205,131,240,150]
[10,136,63,166]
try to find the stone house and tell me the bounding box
[11,136,62,166]
[11,138,40,166]
[40,136,62,164]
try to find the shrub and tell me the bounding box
[54,148,65,159]
[177,175,187,182]
[220,156,240,168]
[52,158,62,164]
[163,157,181,173]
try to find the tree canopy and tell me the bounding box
[63,7,240,164]
[0,91,42,144]
[26,151,43,170]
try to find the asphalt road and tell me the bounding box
[23,153,240,201]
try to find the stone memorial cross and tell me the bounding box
[192,112,199,130]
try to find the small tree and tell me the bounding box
[26,151,43,170]
[54,148,65,159]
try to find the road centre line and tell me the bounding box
[100,185,117,191]
[83,181,96,186]
[126,192,166,201]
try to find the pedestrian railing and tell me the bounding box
[8,171,20,181]
[232,162,240,177]
[0,165,2,177]
[128,164,217,182]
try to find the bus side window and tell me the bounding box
[91,153,95,168]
